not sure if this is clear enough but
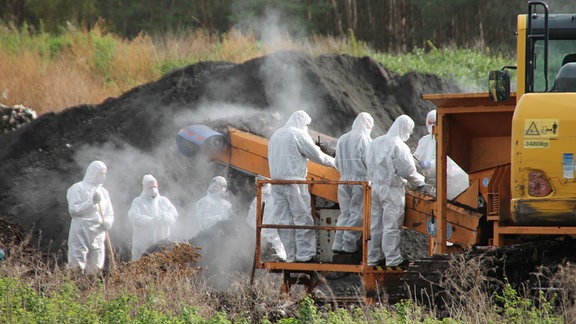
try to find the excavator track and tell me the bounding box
[400,236,576,311]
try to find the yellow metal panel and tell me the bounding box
[516,15,527,99]
[511,93,576,225]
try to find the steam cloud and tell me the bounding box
[62,3,330,290]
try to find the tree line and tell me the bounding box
[1,0,573,54]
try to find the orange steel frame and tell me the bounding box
[251,179,402,304]
[210,129,405,302]
[425,93,516,252]
[209,126,483,300]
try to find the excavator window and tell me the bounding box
[533,38,576,92]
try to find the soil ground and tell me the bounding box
[0,51,462,281]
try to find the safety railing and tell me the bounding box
[252,179,372,273]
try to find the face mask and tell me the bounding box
[148,188,158,199]
[216,188,227,197]
[94,173,106,185]
[427,120,435,134]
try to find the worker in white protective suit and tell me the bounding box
[196,176,233,232]
[366,115,425,267]
[268,110,336,263]
[67,160,114,274]
[128,174,179,260]
[332,112,374,254]
[414,110,469,200]
[246,178,287,261]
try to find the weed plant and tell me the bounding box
[0,234,573,323]
[0,22,513,115]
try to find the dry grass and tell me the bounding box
[534,262,576,322]
[404,252,575,323]
[2,231,576,322]
[0,24,357,115]
[434,253,501,322]
[0,234,300,321]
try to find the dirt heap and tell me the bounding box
[0,51,461,265]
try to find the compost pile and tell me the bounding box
[0,51,462,274]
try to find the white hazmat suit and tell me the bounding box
[414,110,469,200]
[366,115,425,267]
[128,174,179,260]
[268,110,336,262]
[246,181,287,261]
[332,112,374,254]
[67,160,114,274]
[196,176,233,232]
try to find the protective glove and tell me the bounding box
[326,156,336,168]
[93,191,101,204]
[99,222,112,231]
[416,182,427,191]
[419,160,432,170]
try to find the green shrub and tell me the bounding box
[493,281,560,324]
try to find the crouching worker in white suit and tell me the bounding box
[67,160,114,274]
[196,176,233,232]
[246,178,287,261]
[128,174,179,260]
[414,110,469,200]
[366,115,425,267]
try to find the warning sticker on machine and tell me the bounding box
[524,119,559,138]
[523,140,550,148]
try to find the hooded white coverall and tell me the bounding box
[196,176,233,232]
[128,174,179,260]
[366,115,425,266]
[268,110,336,262]
[332,112,374,254]
[67,160,114,274]
[414,110,469,200]
[246,182,287,260]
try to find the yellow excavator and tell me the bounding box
[176,1,576,304]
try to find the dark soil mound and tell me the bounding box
[0,51,461,262]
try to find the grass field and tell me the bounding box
[0,24,513,114]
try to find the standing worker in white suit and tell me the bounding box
[268,110,336,263]
[128,174,179,260]
[414,110,469,200]
[67,160,114,274]
[332,112,374,254]
[366,115,425,267]
[413,110,438,171]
